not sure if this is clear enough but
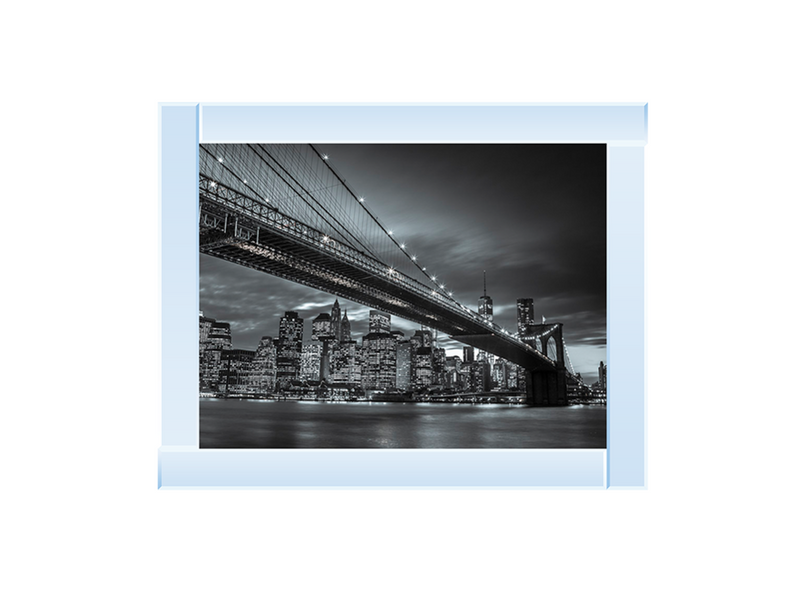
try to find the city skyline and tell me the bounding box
[200,143,606,383]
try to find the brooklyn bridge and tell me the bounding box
[199,144,584,405]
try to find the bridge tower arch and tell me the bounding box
[521,323,567,406]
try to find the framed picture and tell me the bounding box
[159,103,646,488]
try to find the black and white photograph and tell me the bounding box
[198,143,607,448]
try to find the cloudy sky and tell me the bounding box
[200,143,606,383]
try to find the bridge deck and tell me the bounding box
[199,179,558,372]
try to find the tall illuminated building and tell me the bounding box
[330,340,360,386]
[478,270,493,323]
[330,299,342,342]
[413,347,433,389]
[340,309,351,342]
[396,341,412,391]
[199,315,232,393]
[276,311,303,388]
[253,336,276,395]
[362,332,397,390]
[517,298,536,336]
[301,341,324,382]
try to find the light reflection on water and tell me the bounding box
[200,398,606,449]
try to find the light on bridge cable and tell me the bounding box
[388,230,393,235]
[359,197,365,203]
[323,154,329,160]
[218,157,223,163]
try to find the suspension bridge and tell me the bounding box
[198,144,580,405]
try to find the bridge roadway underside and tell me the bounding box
[200,198,566,406]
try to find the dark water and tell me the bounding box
[200,398,606,449]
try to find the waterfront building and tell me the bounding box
[276,311,303,389]
[221,349,260,397]
[459,362,473,391]
[413,347,433,389]
[362,332,397,390]
[199,312,214,345]
[432,347,446,388]
[463,346,474,365]
[471,359,492,392]
[318,335,336,383]
[253,336,276,395]
[301,340,324,382]
[330,340,361,386]
[369,310,391,334]
[396,341,412,391]
[445,356,462,389]
[517,298,536,336]
[506,361,519,390]
[598,361,607,390]
[492,357,508,390]
[199,315,232,393]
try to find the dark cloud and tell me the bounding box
[200,144,606,383]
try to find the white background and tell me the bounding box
[3,2,801,601]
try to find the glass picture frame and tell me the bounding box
[158,103,646,488]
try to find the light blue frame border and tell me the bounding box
[159,103,646,489]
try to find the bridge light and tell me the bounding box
[323,154,329,160]
[412,256,417,261]
[359,197,365,202]
[400,243,405,249]
[210,181,217,187]
[218,157,223,162]
[243,180,247,184]
[388,230,393,235]
[439,284,445,289]
[422,267,426,271]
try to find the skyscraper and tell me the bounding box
[598,361,607,390]
[517,298,535,336]
[199,316,232,393]
[340,309,351,342]
[478,270,493,323]
[330,299,342,342]
[276,311,303,388]
[413,347,433,389]
[463,346,475,365]
[362,332,397,390]
[253,336,276,395]
[301,341,324,382]
[396,341,412,391]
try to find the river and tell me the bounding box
[200,398,606,448]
